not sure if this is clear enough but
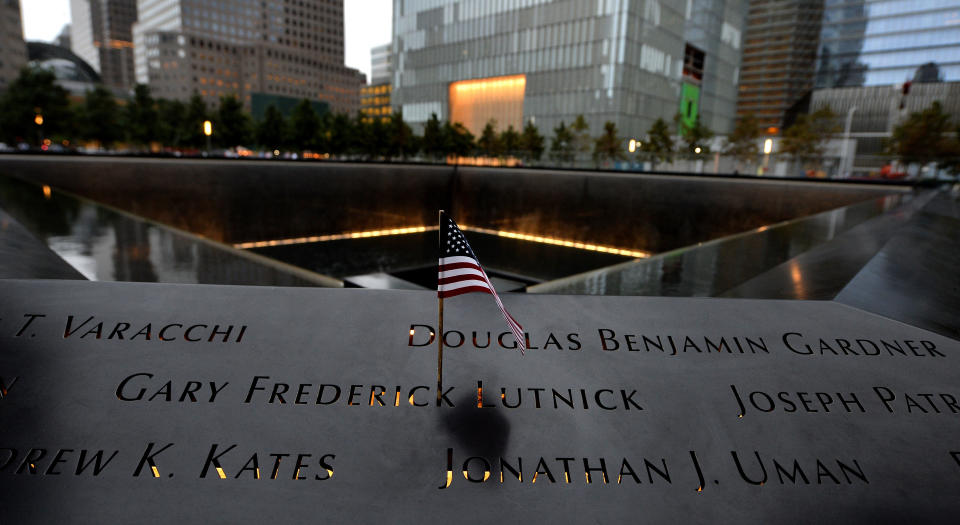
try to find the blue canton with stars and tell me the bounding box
[441,212,479,260]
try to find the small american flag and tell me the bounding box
[438,211,525,354]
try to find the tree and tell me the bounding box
[125,84,158,148]
[888,101,959,172]
[0,67,74,145]
[593,121,624,166]
[349,111,373,158]
[215,95,252,147]
[386,111,417,160]
[549,121,575,165]
[288,99,319,151]
[81,86,121,149]
[519,120,545,162]
[675,113,714,155]
[257,104,287,151]
[155,98,186,148]
[500,125,520,158]
[181,94,209,149]
[724,113,762,164]
[443,121,474,159]
[422,113,444,160]
[571,114,591,157]
[642,118,674,167]
[478,119,502,157]
[326,112,352,157]
[780,106,840,166]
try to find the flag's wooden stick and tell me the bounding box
[437,297,444,406]
[437,209,444,407]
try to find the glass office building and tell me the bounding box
[133,0,364,113]
[815,0,960,88]
[392,0,747,139]
[0,0,27,90]
[736,0,824,132]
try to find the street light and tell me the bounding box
[628,139,636,153]
[762,138,773,175]
[203,120,212,155]
[34,115,43,126]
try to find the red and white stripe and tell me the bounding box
[438,255,526,353]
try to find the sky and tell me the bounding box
[20,0,393,81]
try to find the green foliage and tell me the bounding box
[155,98,186,148]
[888,101,959,171]
[0,67,74,144]
[443,121,474,158]
[642,118,674,166]
[256,104,287,151]
[215,95,252,147]
[724,113,762,162]
[288,99,319,151]
[500,125,520,157]
[675,113,714,154]
[362,113,389,159]
[181,94,209,149]
[549,121,575,164]
[125,84,158,148]
[780,106,840,163]
[325,112,352,157]
[81,86,121,149]
[478,119,503,157]
[386,111,417,160]
[593,121,625,165]
[422,113,444,160]
[571,114,591,155]
[519,120,545,162]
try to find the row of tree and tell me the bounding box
[2,67,956,172]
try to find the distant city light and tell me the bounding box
[203,120,213,136]
[763,138,773,155]
[628,139,637,153]
[34,115,43,126]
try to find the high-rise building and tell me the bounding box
[362,43,392,123]
[0,0,28,90]
[370,42,391,85]
[392,0,747,141]
[815,0,960,89]
[735,0,824,132]
[69,0,138,91]
[132,0,364,114]
[57,24,73,50]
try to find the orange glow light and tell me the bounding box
[461,225,651,258]
[449,74,525,136]
[234,224,650,259]
[233,226,434,249]
[42,185,51,199]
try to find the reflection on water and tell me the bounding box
[0,173,340,287]
[529,193,913,297]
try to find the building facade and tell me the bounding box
[69,0,138,91]
[391,0,747,141]
[371,42,391,84]
[811,81,960,173]
[815,0,960,89]
[0,0,27,90]
[735,0,824,132]
[132,0,363,114]
[361,82,391,123]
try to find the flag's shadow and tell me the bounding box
[440,390,510,459]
